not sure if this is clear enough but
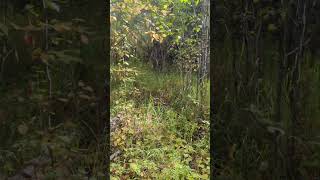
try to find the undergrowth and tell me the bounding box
[110,60,209,179]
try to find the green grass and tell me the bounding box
[110,60,210,179]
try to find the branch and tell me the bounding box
[286,38,310,57]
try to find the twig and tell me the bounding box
[286,38,310,57]
[42,0,52,128]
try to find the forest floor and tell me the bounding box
[110,60,210,179]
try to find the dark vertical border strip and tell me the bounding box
[104,0,110,179]
[210,0,215,179]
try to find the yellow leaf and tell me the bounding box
[159,36,163,43]
[152,34,160,41]
[161,10,168,15]
[110,16,117,22]
[200,174,209,179]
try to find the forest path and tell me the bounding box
[110,61,209,179]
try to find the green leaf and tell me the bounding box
[129,163,141,174]
[267,24,277,32]
[193,27,201,32]
[44,0,60,12]
[180,0,191,4]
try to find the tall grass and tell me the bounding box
[110,60,210,179]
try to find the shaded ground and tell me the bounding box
[110,61,210,179]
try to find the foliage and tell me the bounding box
[0,0,107,178]
[110,61,209,178]
[111,0,204,73]
[110,0,209,178]
[213,0,320,179]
